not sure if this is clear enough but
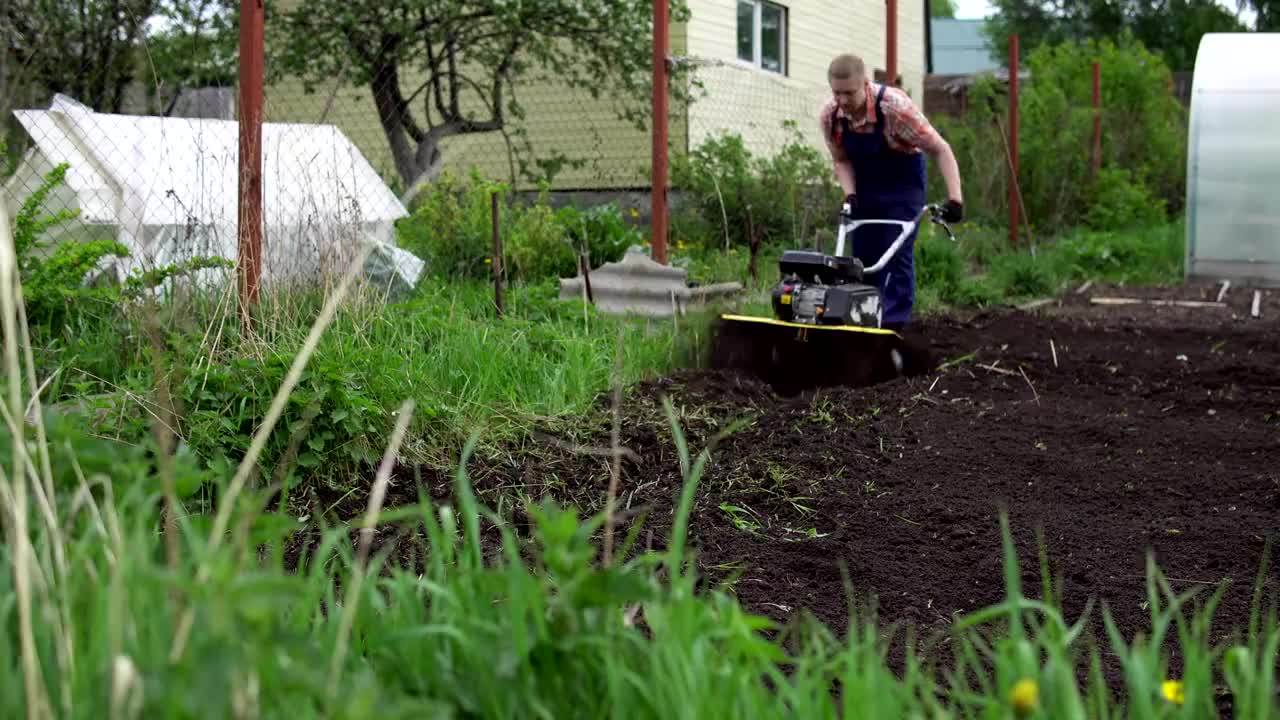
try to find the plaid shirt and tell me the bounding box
[819,81,945,163]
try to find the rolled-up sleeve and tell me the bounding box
[883,90,946,154]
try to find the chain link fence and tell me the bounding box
[4,6,853,298]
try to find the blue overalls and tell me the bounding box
[834,85,927,329]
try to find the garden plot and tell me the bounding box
[302,282,1278,684]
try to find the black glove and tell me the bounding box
[940,199,963,223]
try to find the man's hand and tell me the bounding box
[940,199,963,223]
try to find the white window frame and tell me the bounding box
[736,0,787,76]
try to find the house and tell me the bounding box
[262,0,928,196]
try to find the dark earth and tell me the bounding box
[297,281,1279,699]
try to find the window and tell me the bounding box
[736,1,787,75]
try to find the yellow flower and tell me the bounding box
[1161,679,1184,705]
[1010,678,1038,717]
[629,208,639,218]
[484,258,492,264]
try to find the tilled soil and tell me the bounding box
[298,282,1280,691]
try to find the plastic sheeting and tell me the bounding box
[4,94,425,290]
[1186,33,1280,286]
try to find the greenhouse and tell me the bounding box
[1185,32,1280,286]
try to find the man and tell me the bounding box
[819,54,964,332]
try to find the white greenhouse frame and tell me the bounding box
[1185,32,1280,286]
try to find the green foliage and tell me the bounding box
[989,252,1059,297]
[1082,166,1167,231]
[0,419,1275,717]
[13,162,232,331]
[0,406,211,499]
[76,279,690,492]
[143,0,239,113]
[980,0,1247,73]
[1050,222,1183,285]
[911,219,1184,312]
[670,123,842,252]
[396,169,641,283]
[932,34,1187,232]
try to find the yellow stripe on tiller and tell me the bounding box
[718,314,901,337]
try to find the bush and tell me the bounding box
[989,252,1059,297]
[1083,166,1168,231]
[396,169,641,283]
[929,33,1187,232]
[670,122,842,252]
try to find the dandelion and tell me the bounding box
[484,258,492,264]
[1161,679,1184,705]
[629,208,640,218]
[1010,678,1038,717]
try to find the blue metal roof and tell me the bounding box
[930,18,999,74]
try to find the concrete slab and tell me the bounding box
[559,248,743,317]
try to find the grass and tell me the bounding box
[2,384,1277,718]
[908,219,1186,313]
[29,276,711,499]
[4,201,1277,717]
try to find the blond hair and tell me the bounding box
[828,54,866,82]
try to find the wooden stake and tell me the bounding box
[1019,365,1040,405]
[1252,290,1262,318]
[1217,280,1231,303]
[1090,297,1227,309]
[579,253,594,304]
[491,192,504,318]
[978,363,1019,377]
[1050,339,1058,368]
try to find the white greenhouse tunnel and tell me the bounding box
[1185,32,1280,286]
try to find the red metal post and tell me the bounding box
[1008,34,1019,247]
[238,0,265,312]
[1092,61,1101,177]
[886,0,898,86]
[651,0,669,265]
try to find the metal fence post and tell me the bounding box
[238,0,265,316]
[651,0,669,265]
[1008,34,1019,248]
[1092,61,1102,177]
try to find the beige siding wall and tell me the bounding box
[681,0,926,160]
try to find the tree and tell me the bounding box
[4,0,159,115]
[1235,0,1280,29]
[932,0,958,18]
[2,0,239,169]
[144,0,239,115]
[981,0,1248,70]
[270,0,693,202]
